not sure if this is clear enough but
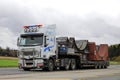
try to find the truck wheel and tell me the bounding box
[94,65,98,69]
[102,65,104,69]
[60,63,70,70]
[47,59,54,71]
[65,63,70,70]
[23,68,30,71]
[70,59,76,70]
[98,65,101,69]
[60,58,70,70]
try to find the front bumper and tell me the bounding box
[18,58,44,69]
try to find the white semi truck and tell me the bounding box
[17,24,109,71]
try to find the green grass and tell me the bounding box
[0,56,18,67]
[110,56,120,65]
[110,61,120,65]
[0,60,18,67]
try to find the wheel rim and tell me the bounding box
[49,60,53,71]
[102,65,104,69]
[71,59,76,70]
[99,65,101,69]
[95,65,98,69]
[65,63,69,70]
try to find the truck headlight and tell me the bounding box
[18,51,23,58]
[35,51,39,57]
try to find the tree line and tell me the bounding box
[0,46,17,57]
[109,44,120,58]
[0,44,120,58]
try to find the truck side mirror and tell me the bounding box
[17,38,19,46]
[44,44,48,47]
[44,36,48,47]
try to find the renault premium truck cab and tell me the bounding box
[17,24,57,71]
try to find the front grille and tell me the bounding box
[25,59,33,62]
[25,59,33,65]
[26,63,33,65]
[23,51,33,56]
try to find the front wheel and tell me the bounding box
[47,59,54,71]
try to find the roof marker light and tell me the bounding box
[23,24,42,29]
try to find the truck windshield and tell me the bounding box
[19,34,43,46]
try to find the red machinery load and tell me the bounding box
[88,42,108,61]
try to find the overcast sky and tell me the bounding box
[0,0,120,49]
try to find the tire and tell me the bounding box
[70,59,76,70]
[98,65,101,69]
[60,63,70,70]
[47,59,54,71]
[60,59,70,70]
[65,63,70,70]
[94,65,98,69]
[23,68,31,71]
[102,65,105,69]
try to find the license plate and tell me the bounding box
[26,65,33,67]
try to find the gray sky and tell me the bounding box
[0,0,120,49]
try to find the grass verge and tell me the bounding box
[0,56,18,67]
[0,56,120,67]
[110,61,120,65]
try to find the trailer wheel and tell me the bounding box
[98,65,101,69]
[47,59,54,71]
[102,65,105,69]
[23,68,31,71]
[70,59,76,70]
[94,65,98,69]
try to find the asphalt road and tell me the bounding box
[0,65,120,80]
